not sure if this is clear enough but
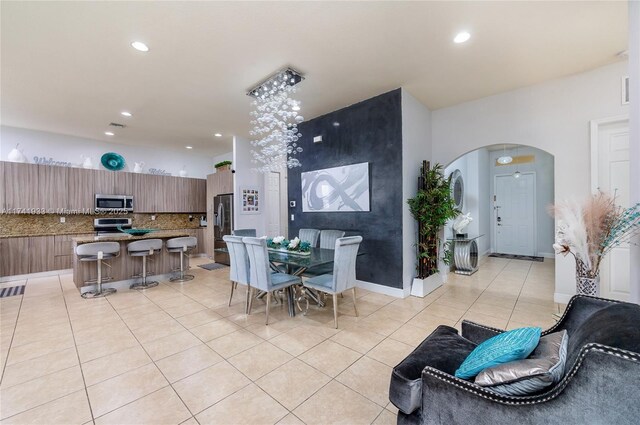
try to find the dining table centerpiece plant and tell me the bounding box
[408,161,460,279]
[267,236,311,254]
[552,192,640,296]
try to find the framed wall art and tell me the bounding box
[241,187,260,214]
[301,162,370,212]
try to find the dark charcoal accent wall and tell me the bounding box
[288,89,403,288]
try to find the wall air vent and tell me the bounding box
[622,76,629,105]
[109,122,127,128]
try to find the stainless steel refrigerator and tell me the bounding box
[213,193,233,265]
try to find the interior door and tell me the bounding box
[494,173,536,256]
[266,172,281,237]
[596,120,630,301]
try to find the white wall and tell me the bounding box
[431,61,629,303]
[1,126,214,178]
[477,148,491,256]
[232,136,267,236]
[401,89,432,295]
[488,146,555,256]
[629,0,640,304]
[444,148,491,256]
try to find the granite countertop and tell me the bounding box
[73,230,191,244]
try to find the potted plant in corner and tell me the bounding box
[408,161,460,297]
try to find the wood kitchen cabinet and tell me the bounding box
[160,176,179,213]
[196,228,206,254]
[195,179,207,212]
[0,162,5,210]
[4,162,39,211]
[29,236,55,273]
[1,162,206,214]
[205,169,233,259]
[0,234,88,277]
[4,162,68,211]
[176,177,191,213]
[54,233,93,271]
[177,177,206,213]
[132,174,205,213]
[218,169,233,194]
[67,168,95,211]
[132,173,157,213]
[94,170,115,196]
[0,237,29,277]
[114,172,134,195]
[38,164,68,210]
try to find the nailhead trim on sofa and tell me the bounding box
[422,343,640,405]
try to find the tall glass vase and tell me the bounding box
[575,258,600,296]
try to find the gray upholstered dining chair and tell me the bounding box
[319,229,346,249]
[302,236,362,328]
[242,237,301,325]
[298,228,320,247]
[232,229,257,237]
[223,235,251,312]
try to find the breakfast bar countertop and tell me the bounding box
[73,230,191,244]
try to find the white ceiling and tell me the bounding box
[1,1,627,156]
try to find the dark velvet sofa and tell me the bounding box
[389,295,640,425]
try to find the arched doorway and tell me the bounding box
[444,144,555,259]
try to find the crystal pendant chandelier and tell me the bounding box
[248,68,305,173]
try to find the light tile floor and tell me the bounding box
[0,256,562,424]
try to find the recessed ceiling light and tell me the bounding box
[214,133,222,137]
[104,131,115,136]
[454,32,471,44]
[131,41,149,52]
[120,111,132,117]
[185,146,193,149]
[332,122,340,127]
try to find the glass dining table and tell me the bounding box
[214,247,337,317]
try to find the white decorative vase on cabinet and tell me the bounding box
[7,144,27,163]
[133,162,145,173]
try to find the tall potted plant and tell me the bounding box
[408,161,460,296]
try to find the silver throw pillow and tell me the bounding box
[474,330,568,396]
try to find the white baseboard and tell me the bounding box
[0,269,72,283]
[356,280,405,298]
[554,292,573,304]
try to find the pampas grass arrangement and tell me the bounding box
[551,192,640,294]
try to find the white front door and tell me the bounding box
[595,119,630,301]
[266,172,281,237]
[494,173,536,256]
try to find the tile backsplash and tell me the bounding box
[0,213,206,237]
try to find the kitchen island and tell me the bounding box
[73,230,192,290]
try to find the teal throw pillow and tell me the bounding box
[455,327,542,380]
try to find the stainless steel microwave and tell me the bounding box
[95,194,134,212]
